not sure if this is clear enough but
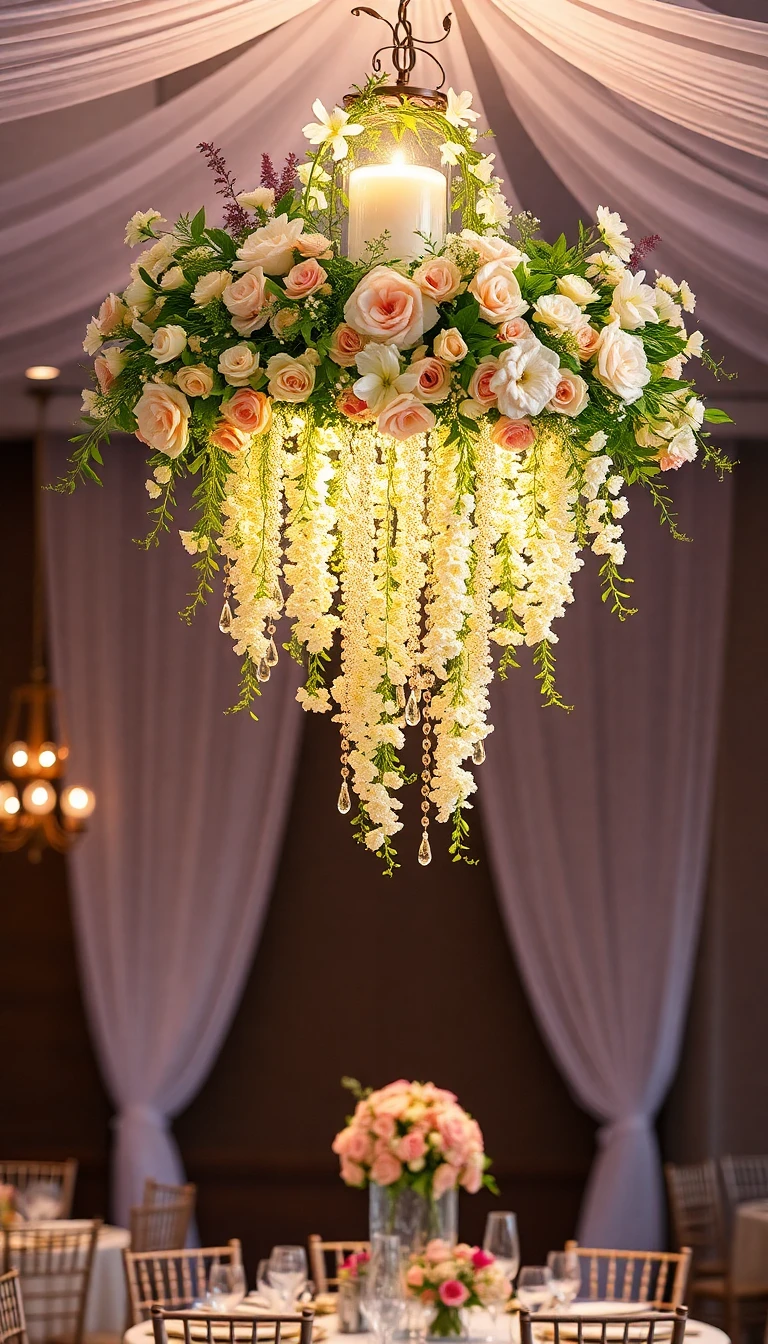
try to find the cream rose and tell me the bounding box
[329,323,364,367]
[191,270,230,306]
[210,423,250,455]
[160,265,185,291]
[595,321,650,403]
[223,269,268,336]
[412,256,463,304]
[556,274,597,306]
[234,216,305,276]
[295,232,333,259]
[491,416,536,453]
[460,230,525,268]
[221,388,272,435]
[533,293,585,334]
[377,393,436,441]
[265,352,316,402]
[468,260,528,325]
[96,293,127,336]
[134,383,190,458]
[344,265,438,349]
[218,344,261,387]
[151,324,187,364]
[433,327,468,364]
[236,187,275,211]
[496,316,532,344]
[284,257,327,300]
[122,275,154,312]
[175,364,214,398]
[468,357,500,408]
[411,356,451,404]
[548,370,589,417]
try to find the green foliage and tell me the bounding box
[179,445,232,623]
[533,640,572,712]
[449,806,478,865]
[225,655,262,719]
[600,557,637,621]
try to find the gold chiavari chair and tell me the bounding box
[150,1307,315,1344]
[123,1242,243,1326]
[0,1270,28,1344]
[721,1156,768,1211]
[307,1238,369,1295]
[0,1165,77,1221]
[518,1307,688,1344]
[143,1183,197,1212]
[0,1221,100,1344]
[129,1197,194,1255]
[563,1243,692,1310]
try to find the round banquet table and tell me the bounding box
[123,1311,730,1344]
[9,1220,130,1338]
[732,1199,768,1293]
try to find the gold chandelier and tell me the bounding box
[0,371,95,862]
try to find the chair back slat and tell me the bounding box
[144,1181,197,1211]
[0,1270,27,1344]
[124,1242,243,1325]
[307,1237,370,1294]
[721,1155,768,1209]
[150,1306,315,1344]
[0,1164,77,1221]
[664,1161,726,1271]
[0,1221,99,1344]
[564,1243,692,1310]
[518,1307,688,1344]
[130,1192,196,1254]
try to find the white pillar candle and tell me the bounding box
[347,162,447,265]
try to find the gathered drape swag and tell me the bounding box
[43,439,302,1224]
[480,465,732,1248]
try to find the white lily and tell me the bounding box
[353,343,418,414]
[445,88,480,129]
[471,154,496,185]
[596,205,632,263]
[301,100,364,162]
[440,141,466,167]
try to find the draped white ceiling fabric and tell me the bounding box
[0,0,323,123]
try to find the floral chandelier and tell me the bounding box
[65,0,732,874]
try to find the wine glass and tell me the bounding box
[17,1183,64,1223]
[362,1234,405,1344]
[208,1261,247,1312]
[268,1246,308,1311]
[517,1267,553,1315]
[483,1212,520,1282]
[546,1252,581,1309]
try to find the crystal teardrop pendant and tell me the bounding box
[337,781,351,814]
[472,739,486,765]
[405,692,421,726]
[265,637,279,667]
[218,599,233,633]
[257,657,271,683]
[418,831,432,866]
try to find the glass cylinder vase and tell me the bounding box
[369,1182,458,1253]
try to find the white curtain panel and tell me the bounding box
[0,0,508,378]
[480,466,732,1249]
[43,439,303,1224]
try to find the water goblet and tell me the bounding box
[208,1262,247,1312]
[546,1252,581,1310]
[268,1245,308,1311]
[483,1212,520,1283]
[362,1234,405,1344]
[516,1267,554,1315]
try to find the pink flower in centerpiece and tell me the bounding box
[377,393,435,441]
[432,1163,460,1199]
[491,417,536,454]
[420,1290,437,1306]
[371,1112,397,1140]
[344,266,438,349]
[425,1240,451,1264]
[340,1157,366,1187]
[210,422,250,455]
[370,1151,403,1186]
[406,1266,425,1289]
[398,1130,427,1163]
[461,1153,485,1194]
[221,388,272,435]
[472,1249,495,1269]
[439,1281,469,1308]
[329,324,365,367]
[454,1245,474,1262]
[284,257,327,300]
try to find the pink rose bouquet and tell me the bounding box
[406,1240,512,1338]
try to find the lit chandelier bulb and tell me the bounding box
[5,740,29,771]
[38,742,58,769]
[61,785,96,820]
[0,781,20,816]
[22,779,56,815]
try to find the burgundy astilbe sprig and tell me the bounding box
[197,140,251,237]
[260,153,279,193]
[261,151,299,202]
[629,233,662,273]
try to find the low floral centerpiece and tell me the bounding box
[406,1240,512,1339]
[333,1078,496,1250]
[67,3,732,875]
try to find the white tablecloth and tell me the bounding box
[124,1312,730,1344]
[9,1220,130,1338]
[732,1200,768,1294]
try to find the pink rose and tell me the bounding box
[134,383,190,458]
[223,269,268,334]
[94,354,115,394]
[221,388,272,435]
[491,416,536,453]
[406,1266,425,1289]
[469,260,528,325]
[96,292,127,336]
[460,1153,484,1194]
[454,1245,473,1262]
[472,1249,495,1270]
[284,257,327,300]
[468,357,500,408]
[548,371,589,417]
[377,393,436,441]
[425,1241,451,1263]
[336,388,373,421]
[340,1157,366,1187]
[412,256,463,304]
[411,356,451,404]
[398,1131,427,1163]
[332,1127,355,1156]
[439,1281,469,1308]
[497,317,532,343]
[210,422,250,455]
[576,325,601,360]
[370,1151,403,1186]
[431,1164,460,1199]
[346,1129,373,1164]
[344,266,438,349]
[329,324,365,367]
[295,232,333,259]
[371,1112,397,1141]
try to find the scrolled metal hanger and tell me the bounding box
[348,0,453,108]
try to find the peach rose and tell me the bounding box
[460,230,525,268]
[468,356,500,408]
[284,257,327,300]
[329,323,365,367]
[234,216,305,276]
[223,268,268,336]
[266,352,315,402]
[221,388,272,434]
[218,344,261,387]
[497,316,532,343]
[469,259,529,325]
[575,324,601,360]
[94,355,114,394]
[346,1129,373,1164]
[93,347,125,393]
[344,265,438,348]
[398,1130,427,1163]
[336,388,373,421]
[370,1151,403,1186]
[460,1152,485,1194]
[134,383,190,458]
[433,327,468,364]
[210,422,250,455]
[175,364,214,398]
[377,393,436,440]
[340,1157,366,1187]
[491,416,536,453]
[406,1267,425,1289]
[411,356,451,404]
[432,1163,460,1199]
[295,232,333,259]
[548,370,589,417]
[371,1112,397,1141]
[96,293,127,336]
[412,256,463,304]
